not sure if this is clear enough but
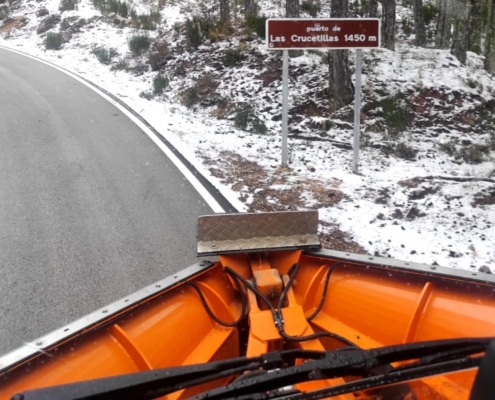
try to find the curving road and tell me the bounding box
[0,48,217,355]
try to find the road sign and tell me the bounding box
[267,18,380,171]
[266,18,380,50]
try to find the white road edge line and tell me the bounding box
[0,44,225,214]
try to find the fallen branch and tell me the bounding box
[421,175,495,184]
[288,135,353,149]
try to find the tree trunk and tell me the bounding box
[286,0,302,57]
[219,0,230,26]
[244,0,256,17]
[435,0,452,48]
[485,0,495,74]
[381,0,396,50]
[368,0,378,17]
[451,0,469,64]
[328,50,354,112]
[328,0,353,113]
[466,0,482,53]
[413,0,427,46]
[286,0,300,17]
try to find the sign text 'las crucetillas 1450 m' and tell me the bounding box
[266,18,381,50]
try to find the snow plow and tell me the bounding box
[1,210,495,400]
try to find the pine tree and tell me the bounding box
[219,0,230,26]
[435,0,452,49]
[368,0,378,17]
[485,0,495,74]
[451,0,469,64]
[286,0,300,18]
[413,0,427,46]
[245,0,256,17]
[466,0,482,54]
[286,0,302,57]
[380,0,396,50]
[328,0,353,112]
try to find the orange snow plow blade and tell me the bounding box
[1,211,494,400]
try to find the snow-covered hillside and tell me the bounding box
[1,0,494,271]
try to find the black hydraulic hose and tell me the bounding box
[277,263,299,311]
[224,266,355,346]
[306,261,345,322]
[186,275,247,327]
[224,266,274,310]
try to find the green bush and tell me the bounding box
[394,142,417,160]
[223,48,246,67]
[92,0,105,12]
[131,11,160,30]
[181,87,199,108]
[379,93,411,136]
[174,63,186,76]
[439,140,457,156]
[422,3,438,25]
[459,145,489,164]
[246,14,267,38]
[195,74,218,94]
[439,140,489,164]
[153,74,169,94]
[172,22,181,33]
[234,103,267,134]
[301,0,321,17]
[127,33,150,56]
[113,58,128,70]
[117,1,128,17]
[185,17,203,49]
[149,9,161,23]
[401,18,413,36]
[45,32,63,50]
[91,45,118,64]
[92,0,129,17]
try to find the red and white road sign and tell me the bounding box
[266,18,381,50]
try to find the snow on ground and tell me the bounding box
[1,0,494,272]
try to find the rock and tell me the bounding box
[59,0,77,12]
[60,16,86,33]
[37,14,61,34]
[405,205,426,220]
[60,16,77,30]
[17,16,29,28]
[36,7,49,17]
[392,209,404,219]
[479,266,492,274]
[408,186,439,200]
[0,4,9,20]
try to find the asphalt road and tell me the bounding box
[0,48,214,356]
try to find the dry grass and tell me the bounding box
[199,151,366,253]
[0,17,22,33]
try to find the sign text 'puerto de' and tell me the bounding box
[266,18,381,173]
[267,19,380,49]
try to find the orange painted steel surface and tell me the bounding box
[1,250,494,400]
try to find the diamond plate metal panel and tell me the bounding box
[197,211,320,255]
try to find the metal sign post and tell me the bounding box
[266,18,380,170]
[281,50,289,167]
[353,49,363,174]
